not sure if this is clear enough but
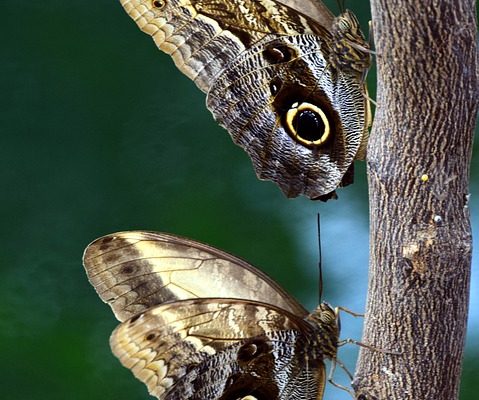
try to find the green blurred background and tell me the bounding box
[1,1,477,399]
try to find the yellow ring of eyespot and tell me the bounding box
[285,102,330,146]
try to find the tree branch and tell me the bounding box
[354,1,477,399]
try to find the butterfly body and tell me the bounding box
[119,0,371,199]
[83,231,340,399]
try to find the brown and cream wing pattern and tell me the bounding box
[110,298,326,400]
[119,0,327,92]
[83,231,342,399]
[117,0,371,199]
[206,32,367,198]
[83,231,308,322]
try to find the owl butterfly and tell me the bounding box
[83,231,344,399]
[119,0,371,200]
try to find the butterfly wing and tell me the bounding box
[278,0,334,29]
[119,0,329,92]
[206,33,369,198]
[83,231,307,321]
[110,298,326,400]
[118,0,370,198]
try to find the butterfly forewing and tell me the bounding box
[120,0,327,92]
[278,0,334,29]
[83,231,307,321]
[110,298,326,400]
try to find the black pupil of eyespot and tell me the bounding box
[294,110,325,142]
[269,77,282,96]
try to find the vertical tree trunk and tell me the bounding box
[354,1,477,399]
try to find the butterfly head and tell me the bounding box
[330,10,371,76]
[306,301,340,358]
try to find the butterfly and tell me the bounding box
[83,230,343,399]
[117,0,371,200]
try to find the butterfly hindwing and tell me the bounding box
[110,298,326,400]
[206,33,367,198]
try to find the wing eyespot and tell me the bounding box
[262,43,296,64]
[269,77,283,96]
[120,262,136,275]
[145,332,157,341]
[237,338,270,362]
[285,102,331,147]
[152,0,166,9]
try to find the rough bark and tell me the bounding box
[353,1,477,399]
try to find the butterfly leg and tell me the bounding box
[337,306,364,318]
[338,338,401,355]
[327,358,356,398]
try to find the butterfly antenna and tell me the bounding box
[317,213,324,303]
[336,0,346,13]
